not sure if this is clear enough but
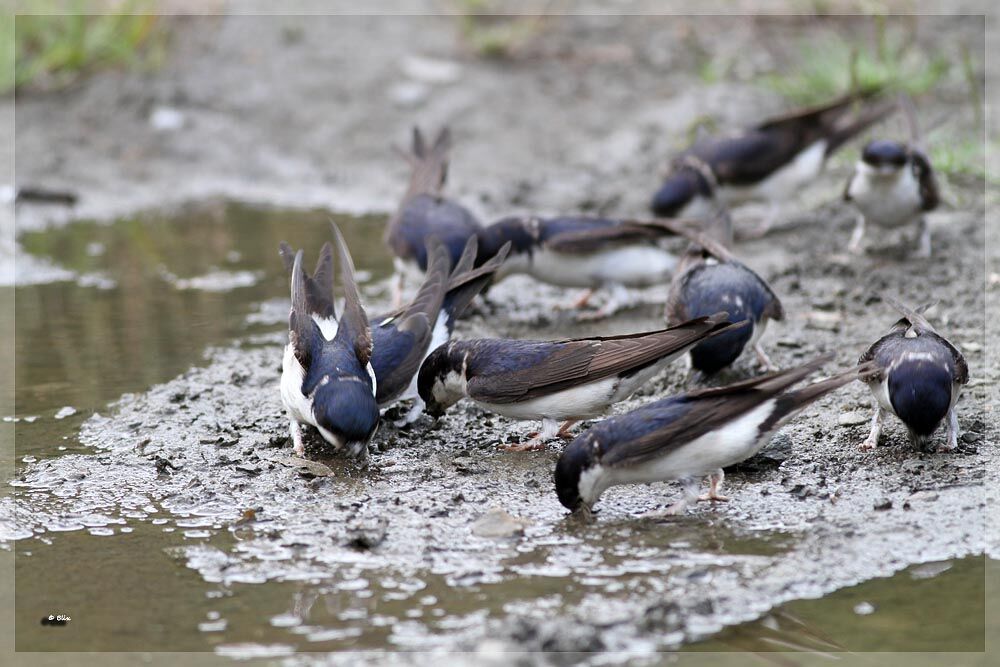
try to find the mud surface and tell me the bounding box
[5,8,995,663]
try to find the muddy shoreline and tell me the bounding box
[6,10,995,662]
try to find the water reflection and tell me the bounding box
[14,201,391,446]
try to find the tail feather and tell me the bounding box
[451,236,478,278]
[288,249,316,369]
[331,223,373,365]
[774,361,877,421]
[442,241,512,329]
[279,241,336,320]
[403,239,452,323]
[401,125,452,198]
[823,99,897,157]
[687,353,835,400]
[882,294,938,334]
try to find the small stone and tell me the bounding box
[806,311,842,331]
[873,498,892,511]
[471,508,530,538]
[960,432,979,445]
[400,55,462,83]
[150,106,185,131]
[345,517,388,551]
[54,406,77,420]
[910,561,952,580]
[853,601,876,615]
[387,81,429,108]
[838,411,867,426]
[788,484,814,499]
[906,490,939,502]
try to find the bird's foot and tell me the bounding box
[937,438,958,453]
[754,344,778,372]
[642,499,690,519]
[501,439,547,452]
[698,491,730,503]
[556,420,578,440]
[859,436,878,451]
[561,289,594,310]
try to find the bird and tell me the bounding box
[650,90,896,233]
[384,126,483,305]
[281,235,511,428]
[474,214,696,319]
[417,313,747,451]
[280,224,379,459]
[843,139,939,257]
[665,214,784,375]
[554,355,872,518]
[857,296,968,452]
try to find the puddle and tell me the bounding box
[12,201,391,457]
[9,201,988,658]
[688,556,986,653]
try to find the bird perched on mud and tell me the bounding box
[843,140,939,257]
[665,211,784,375]
[554,355,872,518]
[650,90,896,232]
[280,224,379,458]
[474,214,696,319]
[281,236,510,428]
[385,126,482,305]
[857,296,967,452]
[417,313,746,450]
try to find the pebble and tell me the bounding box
[873,498,892,511]
[400,55,462,84]
[471,508,530,538]
[346,517,388,550]
[54,406,77,420]
[387,81,429,108]
[806,311,842,331]
[838,411,868,426]
[150,106,186,131]
[853,601,876,615]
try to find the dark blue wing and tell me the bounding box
[463,339,569,377]
[370,319,420,403]
[679,262,776,373]
[393,194,480,269]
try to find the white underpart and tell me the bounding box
[280,343,316,429]
[847,161,922,228]
[721,140,828,205]
[499,245,678,289]
[869,375,896,418]
[581,399,779,506]
[478,376,621,421]
[749,317,768,348]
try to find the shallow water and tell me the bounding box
[688,556,986,654]
[9,202,989,657]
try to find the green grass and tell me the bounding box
[453,0,542,59]
[928,137,988,181]
[760,24,950,105]
[6,4,165,94]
